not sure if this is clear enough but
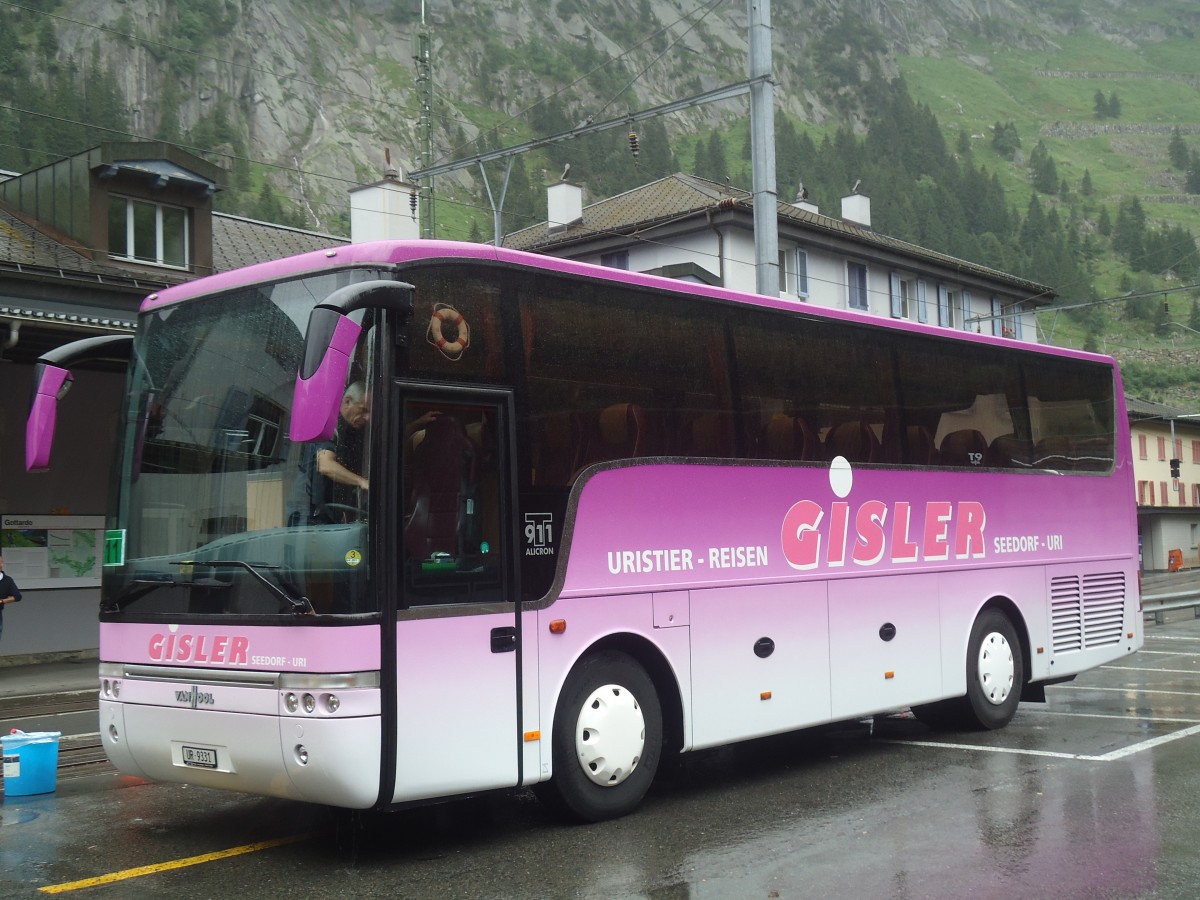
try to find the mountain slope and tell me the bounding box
[3,0,1200,399]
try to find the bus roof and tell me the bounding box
[139,239,1116,368]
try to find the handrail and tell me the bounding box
[1141,588,1200,625]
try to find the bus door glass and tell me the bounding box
[392,389,519,801]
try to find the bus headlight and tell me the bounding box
[285,692,299,713]
[324,694,340,714]
[295,744,309,765]
[303,693,316,714]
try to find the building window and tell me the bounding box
[795,249,809,297]
[1161,481,1169,504]
[1005,302,1023,339]
[108,195,189,268]
[1179,482,1188,505]
[961,290,974,331]
[1139,434,1148,460]
[890,273,916,319]
[600,251,629,270]
[937,285,957,328]
[1193,484,1200,506]
[847,262,868,310]
[778,249,790,294]
[1158,436,1167,461]
[1193,439,1200,463]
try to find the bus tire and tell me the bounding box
[544,650,662,822]
[964,608,1022,730]
[913,608,1023,731]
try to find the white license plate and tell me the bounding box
[181,746,218,769]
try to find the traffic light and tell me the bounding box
[1171,457,1181,479]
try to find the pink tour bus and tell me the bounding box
[27,240,1142,821]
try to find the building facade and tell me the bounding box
[1,142,347,663]
[505,173,1053,339]
[1129,398,1200,571]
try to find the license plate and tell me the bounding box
[181,746,218,769]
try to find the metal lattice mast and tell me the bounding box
[412,1,436,238]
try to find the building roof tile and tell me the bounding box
[504,172,1053,301]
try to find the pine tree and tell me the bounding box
[1030,140,1058,193]
[1187,150,1200,194]
[1113,197,1147,264]
[706,132,728,183]
[956,128,971,157]
[1170,127,1190,170]
[1081,169,1094,196]
[991,121,1020,159]
[0,17,24,78]
[1094,90,1109,119]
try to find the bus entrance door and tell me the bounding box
[392,391,520,802]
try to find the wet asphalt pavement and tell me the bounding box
[5,611,1200,898]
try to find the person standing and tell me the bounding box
[0,551,21,645]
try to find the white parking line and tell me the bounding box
[1026,710,1200,724]
[1145,634,1200,641]
[1102,666,1200,674]
[1054,684,1200,698]
[887,723,1200,762]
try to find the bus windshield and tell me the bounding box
[102,269,382,620]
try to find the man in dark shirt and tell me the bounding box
[286,382,371,524]
[0,551,22,645]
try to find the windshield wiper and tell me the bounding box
[103,574,177,613]
[182,560,316,616]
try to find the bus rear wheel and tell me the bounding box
[913,608,1023,731]
[542,650,662,822]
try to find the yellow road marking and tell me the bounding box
[39,835,306,894]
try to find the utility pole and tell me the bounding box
[407,2,780,289]
[747,0,779,297]
[412,0,436,239]
[408,81,763,242]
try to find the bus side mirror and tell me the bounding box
[25,334,133,472]
[26,363,73,471]
[290,307,363,442]
[289,279,414,443]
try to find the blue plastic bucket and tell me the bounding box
[2,731,62,797]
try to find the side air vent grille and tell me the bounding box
[1050,572,1126,654]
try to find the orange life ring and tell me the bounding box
[428,306,470,360]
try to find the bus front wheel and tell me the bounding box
[542,650,663,822]
[913,608,1023,731]
[964,609,1023,730]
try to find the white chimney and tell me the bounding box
[841,192,871,228]
[791,185,818,215]
[548,181,583,233]
[349,169,420,243]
